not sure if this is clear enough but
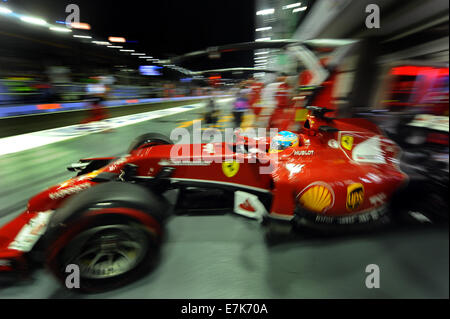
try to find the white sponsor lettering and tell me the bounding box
[49,183,91,200]
[158,159,211,166]
[8,211,54,252]
[369,193,387,206]
[294,150,314,156]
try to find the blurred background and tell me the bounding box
[0,0,448,298]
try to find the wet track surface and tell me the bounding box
[0,100,448,298]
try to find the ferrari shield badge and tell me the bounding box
[346,183,364,211]
[341,135,354,151]
[222,160,239,178]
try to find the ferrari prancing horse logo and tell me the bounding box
[222,160,239,178]
[341,135,354,151]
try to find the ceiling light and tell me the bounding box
[73,35,92,39]
[256,8,274,15]
[283,3,301,10]
[92,41,111,45]
[70,22,91,30]
[256,27,272,32]
[108,37,126,43]
[0,6,12,14]
[293,6,307,12]
[49,26,72,32]
[20,16,47,26]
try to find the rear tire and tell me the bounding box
[128,132,173,153]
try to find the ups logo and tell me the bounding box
[346,183,364,211]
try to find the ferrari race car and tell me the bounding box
[357,110,449,222]
[0,106,408,291]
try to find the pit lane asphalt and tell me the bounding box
[0,100,448,298]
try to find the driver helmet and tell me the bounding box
[269,131,299,153]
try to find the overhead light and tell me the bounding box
[283,3,301,9]
[73,35,92,39]
[131,53,146,55]
[305,38,357,46]
[255,37,271,41]
[20,16,47,26]
[92,41,111,45]
[107,45,123,48]
[255,51,269,55]
[108,37,126,43]
[139,56,153,59]
[293,6,307,12]
[0,6,12,14]
[70,22,91,30]
[120,49,135,52]
[49,26,72,33]
[255,27,272,32]
[256,8,274,15]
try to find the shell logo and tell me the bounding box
[298,183,334,213]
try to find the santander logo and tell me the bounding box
[239,199,256,212]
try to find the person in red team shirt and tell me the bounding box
[248,78,264,125]
[268,75,293,130]
[82,76,108,124]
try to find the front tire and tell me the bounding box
[43,182,169,292]
[46,213,161,293]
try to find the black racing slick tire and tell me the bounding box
[128,132,173,153]
[44,182,169,293]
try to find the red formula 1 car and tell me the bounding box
[0,106,408,291]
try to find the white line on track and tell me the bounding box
[0,100,234,157]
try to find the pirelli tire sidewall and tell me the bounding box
[43,182,169,292]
